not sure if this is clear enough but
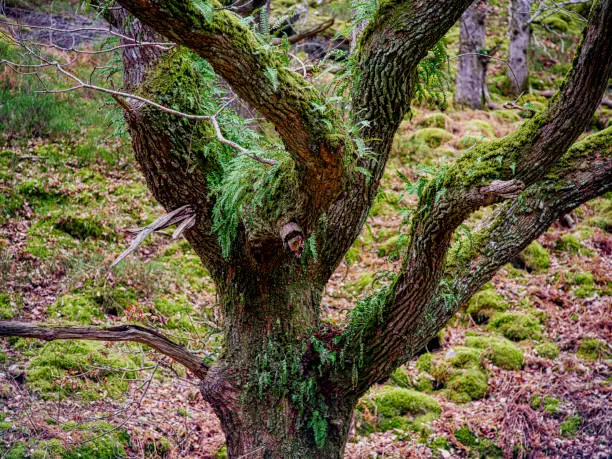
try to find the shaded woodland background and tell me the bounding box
[0,0,610,457]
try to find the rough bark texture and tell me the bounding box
[455,0,488,108]
[508,0,532,94]
[2,0,612,457]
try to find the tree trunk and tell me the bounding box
[199,273,357,458]
[455,0,488,108]
[508,0,532,94]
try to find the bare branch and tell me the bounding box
[0,321,209,380]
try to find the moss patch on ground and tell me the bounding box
[488,312,542,341]
[27,341,143,400]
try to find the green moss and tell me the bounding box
[465,335,524,370]
[542,15,569,32]
[531,395,542,409]
[466,287,508,324]
[370,387,441,432]
[215,445,228,458]
[556,234,593,256]
[446,347,482,369]
[5,442,27,459]
[27,341,141,400]
[144,436,171,457]
[454,426,477,447]
[377,234,402,258]
[571,271,596,298]
[446,368,488,402]
[520,241,550,272]
[493,110,521,123]
[58,422,129,458]
[543,395,560,414]
[577,338,609,361]
[414,374,434,393]
[488,312,541,341]
[390,366,411,388]
[535,343,560,360]
[429,436,450,452]
[0,292,17,320]
[419,114,452,130]
[455,135,483,150]
[54,215,115,241]
[465,120,495,138]
[416,353,433,373]
[409,128,453,149]
[372,387,441,418]
[453,426,502,456]
[46,294,104,324]
[345,273,375,296]
[560,415,581,438]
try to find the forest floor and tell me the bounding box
[1,1,611,458]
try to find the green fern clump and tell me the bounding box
[210,149,299,258]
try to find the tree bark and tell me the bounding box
[455,0,488,108]
[508,0,532,94]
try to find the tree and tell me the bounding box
[1,0,611,456]
[508,0,533,94]
[455,0,488,107]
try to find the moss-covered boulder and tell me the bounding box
[520,241,550,272]
[466,286,509,324]
[465,120,495,137]
[409,128,453,149]
[465,335,524,370]
[446,368,488,402]
[488,312,541,341]
[370,387,441,432]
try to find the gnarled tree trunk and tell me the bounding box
[1,0,611,457]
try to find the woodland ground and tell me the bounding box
[0,1,611,457]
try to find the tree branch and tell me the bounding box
[114,0,347,210]
[0,321,209,380]
[340,0,612,392]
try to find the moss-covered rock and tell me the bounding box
[409,128,453,149]
[520,241,550,272]
[465,335,524,370]
[446,347,482,369]
[455,135,483,150]
[535,343,560,360]
[465,120,495,138]
[416,353,433,373]
[370,387,441,432]
[466,287,509,324]
[542,15,569,32]
[446,368,488,402]
[488,312,541,341]
[576,338,609,361]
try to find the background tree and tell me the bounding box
[455,0,489,108]
[1,0,611,457]
[508,0,533,94]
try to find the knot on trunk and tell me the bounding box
[280,222,304,258]
[479,179,525,204]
